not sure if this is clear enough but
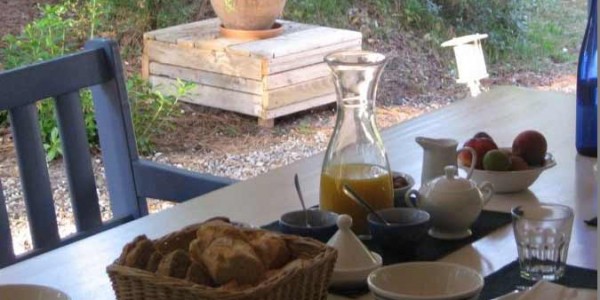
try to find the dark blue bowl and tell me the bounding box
[279,210,338,243]
[367,208,430,258]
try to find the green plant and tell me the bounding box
[1,1,96,160]
[1,0,196,159]
[103,0,206,54]
[128,75,194,154]
[285,0,352,27]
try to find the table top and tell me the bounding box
[0,86,596,299]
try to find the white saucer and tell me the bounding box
[428,227,472,240]
[0,284,70,300]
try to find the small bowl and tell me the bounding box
[367,208,430,258]
[330,252,382,289]
[368,262,484,300]
[392,172,415,207]
[0,284,70,300]
[279,209,338,242]
[464,152,556,193]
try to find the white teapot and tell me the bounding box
[405,165,494,240]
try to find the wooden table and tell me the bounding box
[0,86,596,299]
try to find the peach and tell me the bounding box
[512,130,547,166]
[509,155,529,171]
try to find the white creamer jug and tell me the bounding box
[416,136,477,184]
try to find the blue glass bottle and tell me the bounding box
[576,0,597,157]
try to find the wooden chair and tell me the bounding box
[0,39,235,267]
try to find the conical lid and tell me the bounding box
[326,214,379,270]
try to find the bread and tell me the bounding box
[186,262,213,286]
[201,236,266,285]
[248,231,291,269]
[118,235,148,264]
[146,251,163,272]
[123,236,155,269]
[156,249,191,279]
[155,217,230,255]
[194,220,246,255]
[118,218,298,290]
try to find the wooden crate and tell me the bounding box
[142,19,362,127]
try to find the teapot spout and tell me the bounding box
[415,137,459,150]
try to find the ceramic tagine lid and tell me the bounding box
[326,214,380,270]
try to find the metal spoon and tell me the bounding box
[342,184,392,226]
[293,173,311,227]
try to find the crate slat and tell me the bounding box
[146,40,264,80]
[230,27,362,59]
[150,76,261,116]
[265,94,336,119]
[267,76,333,109]
[150,62,263,94]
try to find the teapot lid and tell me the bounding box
[429,166,474,192]
[327,215,380,270]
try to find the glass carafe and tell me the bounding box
[320,51,393,235]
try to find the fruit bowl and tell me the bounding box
[461,153,556,193]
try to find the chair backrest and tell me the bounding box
[0,39,146,267]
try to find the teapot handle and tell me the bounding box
[478,181,494,206]
[404,189,420,208]
[457,146,477,179]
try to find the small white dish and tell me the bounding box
[330,251,382,289]
[463,152,556,193]
[0,284,70,300]
[368,262,484,300]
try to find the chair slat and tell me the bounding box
[0,180,16,267]
[9,104,60,249]
[0,49,110,111]
[85,40,147,218]
[55,92,102,231]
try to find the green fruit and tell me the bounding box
[483,149,511,171]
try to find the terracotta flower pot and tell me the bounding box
[210,0,287,31]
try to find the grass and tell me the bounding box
[506,0,588,69]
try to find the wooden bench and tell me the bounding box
[142,19,362,127]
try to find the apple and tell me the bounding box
[512,130,547,166]
[483,149,511,171]
[459,137,498,169]
[473,131,494,141]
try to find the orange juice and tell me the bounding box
[320,163,393,234]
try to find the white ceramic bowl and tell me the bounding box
[367,262,484,300]
[463,152,556,193]
[330,252,382,289]
[0,284,70,300]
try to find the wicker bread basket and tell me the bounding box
[107,225,337,300]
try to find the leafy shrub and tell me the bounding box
[128,76,194,155]
[103,0,210,53]
[1,0,191,160]
[285,0,352,26]
[432,0,528,62]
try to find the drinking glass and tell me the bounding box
[511,203,574,281]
